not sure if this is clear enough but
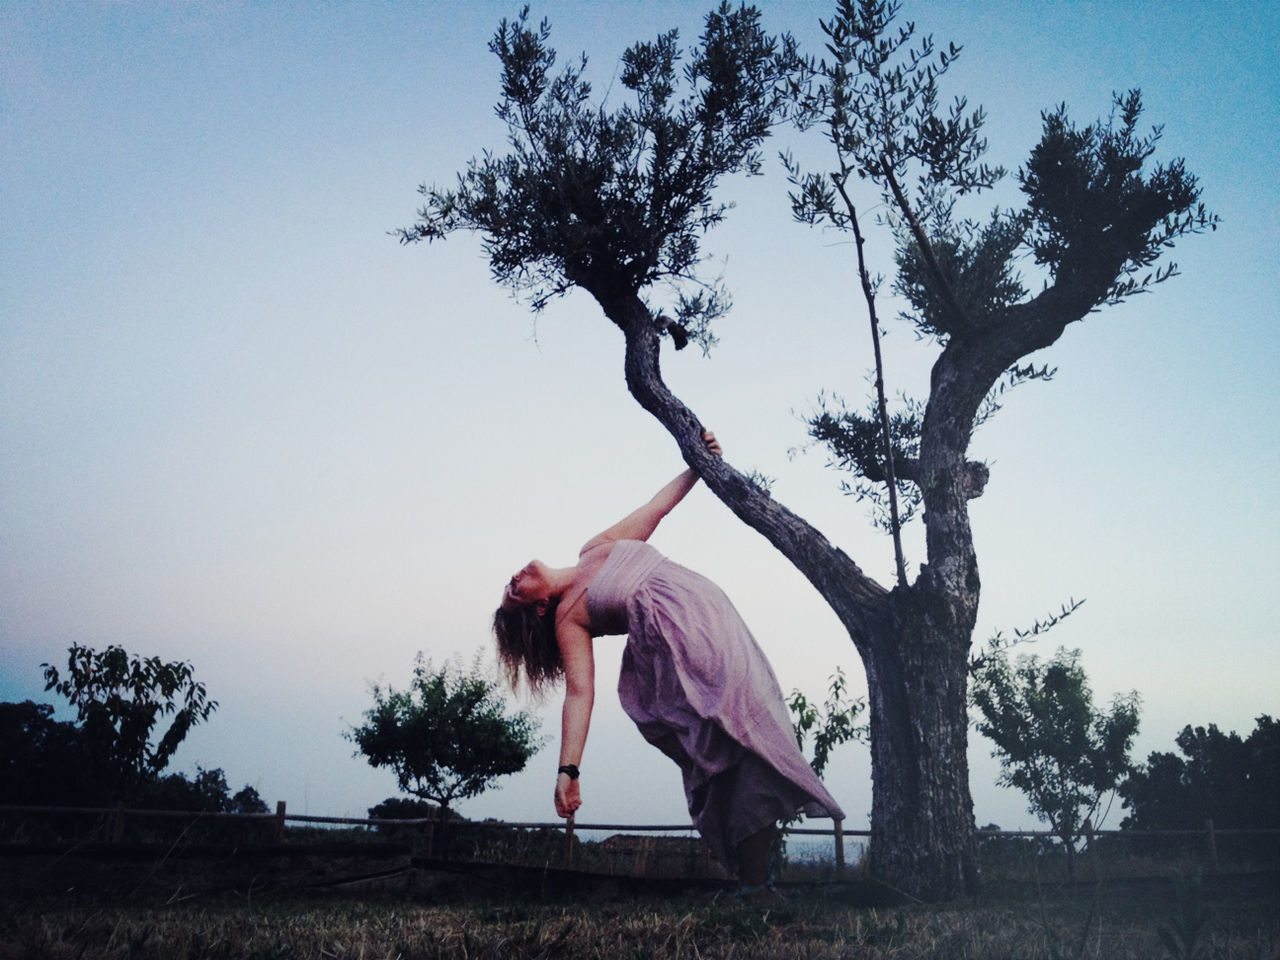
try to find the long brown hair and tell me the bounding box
[493,599,562,698]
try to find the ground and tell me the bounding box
[2,853,1276,960]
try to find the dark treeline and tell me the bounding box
[1121,715,1278,831]
[0,700,266,814]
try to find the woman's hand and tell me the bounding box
[555,773,581,819]
[702,430,722,457]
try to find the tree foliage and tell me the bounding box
[1018,90,1214,305]
[365,796,449,838]
[971,647,1140,872]
[347,654,542,812]
[137,766,268,814]
[368,796,441,821]
[1120,715,1279,831]
[787,0,1216,536]
[397,2,800,345]
[40,644,218,803]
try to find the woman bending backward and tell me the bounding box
[493,432,843,896]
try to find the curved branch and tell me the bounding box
[995,277,1107,360]
[596,291,892,648]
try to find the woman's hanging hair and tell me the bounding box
[493,600,562,698]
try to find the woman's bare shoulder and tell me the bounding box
[557,543,612,631]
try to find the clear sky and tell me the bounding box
[2,0,1277,832]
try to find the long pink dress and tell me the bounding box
[587,540,844,872]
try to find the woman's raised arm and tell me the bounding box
[580,432,722,552]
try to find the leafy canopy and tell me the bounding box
[136,765,268,814]
[787,1,1216,535]
[41,644,218,802]
[347,654,542,811]
[1019,90,1215,305]
[0,698,262,813]
[397,3,800,345]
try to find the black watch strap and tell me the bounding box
[557,764,580,780]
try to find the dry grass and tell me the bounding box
[2,872,1277,960]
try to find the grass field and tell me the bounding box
[3,869,1277,959]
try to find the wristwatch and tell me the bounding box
[557,764,580,780]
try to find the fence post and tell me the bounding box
[111,803,126,843]
[424,811,436,860]
[1204,819,1219,873]
[563,815,575,869]
[274,801,287,844]
[1083,817,1098,882]
[834,819,845,878]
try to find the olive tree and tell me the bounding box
[398,1,1214,898]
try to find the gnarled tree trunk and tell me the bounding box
[863,589,980,899]
[585,286,996,898]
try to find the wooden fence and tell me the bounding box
[2,803,1276,879]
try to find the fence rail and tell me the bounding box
[8,802,1279,838]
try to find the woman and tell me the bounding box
[493,432,843,898]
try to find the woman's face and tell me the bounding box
[501,559,548,611]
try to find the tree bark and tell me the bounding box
[864,598,981,899]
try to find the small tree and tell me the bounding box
[347,654,541,814]
[41,644,218,803]
[789,666,867,780]
[971,646,1139,877]
[785,667,865,862]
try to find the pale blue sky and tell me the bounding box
[2,0,1276,831]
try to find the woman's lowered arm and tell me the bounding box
[554,621,593,818]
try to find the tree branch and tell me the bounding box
[831,174,909,590]
[595,292,892,648]
[880,156,971,334]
